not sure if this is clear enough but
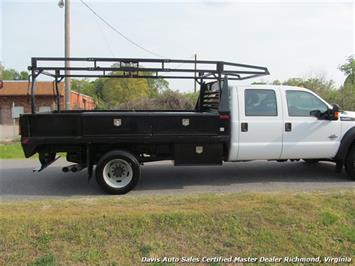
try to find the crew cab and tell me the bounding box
[19,57,355,194]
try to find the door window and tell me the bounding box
[245,89,277,116]
[286,91,328,117]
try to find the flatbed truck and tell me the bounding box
[19,57,355,194]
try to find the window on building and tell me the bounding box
[39,106,51,113]
[11,106,24,119]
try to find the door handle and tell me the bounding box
[241,122,248,132]
[328,134,338,139]
[285,122,292,132]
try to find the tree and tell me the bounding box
[0,63,29,80]
[339,56,355,76]
[338,55,355,110]
[100,75,151,109]
[147,78,169,97]
[282,76,340,106]
[118,89,196,110]
[70,68,170,109]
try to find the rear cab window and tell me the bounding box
[244,89,277,116]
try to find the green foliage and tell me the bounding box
[70,72,195,110]
[0,142,66,159]
[339,55,355,76]
[147,77,170,96]
[255,57,355,111]
[70,69,170,109]
[338,55,355,110]
[118,89,197,110]
[282,76,342,107]
[28,254,56,266]
[100,76,151,109]
[0,143,25,159]
[320,211,339,226]
[0,63,28,80]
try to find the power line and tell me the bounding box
[79,0,166,58]
[94,16,116,57]
[172,54,196,69]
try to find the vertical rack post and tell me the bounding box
[30,58,37,114]
[54,73,61,112]
[194,54,197,93]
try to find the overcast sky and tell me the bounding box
[1,0,354,91]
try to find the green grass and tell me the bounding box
[0,142,26,159]
[0,142,64,159]
[0,190,354,265]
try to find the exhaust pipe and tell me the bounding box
[62,164,85,173]
[71,164,84,172]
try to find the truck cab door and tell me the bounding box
[280,88,341,159]
[235,87,284,160]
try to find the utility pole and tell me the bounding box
[58,0,71,110]
[194,53,197,93]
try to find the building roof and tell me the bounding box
[0,81,65,96]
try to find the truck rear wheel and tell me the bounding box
[96,150,140,194]
[345,145,355,179]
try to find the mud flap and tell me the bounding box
[33,152,60,172]
[87,144,93,182]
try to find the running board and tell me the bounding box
[33,156,61,172]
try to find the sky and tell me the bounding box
[0,0,354,91]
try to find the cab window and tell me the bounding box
[286,90,328,117]
[245,89,277,116]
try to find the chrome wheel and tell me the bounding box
[103,159,133,189]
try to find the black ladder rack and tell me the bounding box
[28,57,270,113]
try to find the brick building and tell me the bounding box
[0,80,96,125]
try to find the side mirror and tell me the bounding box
[331,104,340,120]
[310,110,321,119]
[332,104,340,112]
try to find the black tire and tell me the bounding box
[303,159,320,164]
[345,145,355,179]
[96,150,140,194]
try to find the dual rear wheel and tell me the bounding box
[95,150,140,194]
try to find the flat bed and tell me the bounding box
[19,57,269,193]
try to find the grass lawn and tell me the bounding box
[0,142,64,159]
[0,190,354,265]
[0,142,26,159]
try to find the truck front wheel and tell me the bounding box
[96,150,140,194]
[345,145,355,179]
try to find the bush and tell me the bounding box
[118,90,198,110]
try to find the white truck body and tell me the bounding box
[228,85,355,161]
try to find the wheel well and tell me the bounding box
[336,127,355,162]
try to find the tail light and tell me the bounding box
[219,114,230,120]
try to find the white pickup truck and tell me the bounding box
[20,58,355,194]
[228,85,355,167]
